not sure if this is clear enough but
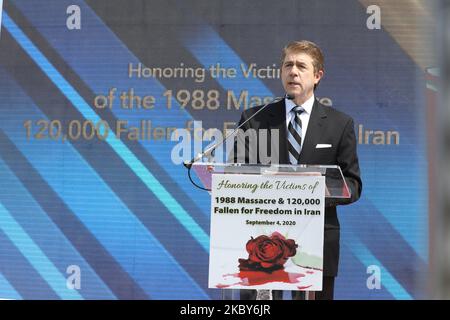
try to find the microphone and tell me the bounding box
[183,94,293,169]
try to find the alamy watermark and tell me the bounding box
[367,265,381,290]
[66,265,81,290]
[170,121,281,165]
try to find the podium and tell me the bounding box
[190,163,351,300]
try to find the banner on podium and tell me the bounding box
[209,173,325,291]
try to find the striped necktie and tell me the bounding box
[288,106,304,164]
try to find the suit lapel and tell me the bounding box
[299,99,327,163]
[267,100,288,164]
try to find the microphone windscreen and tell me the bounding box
[286,94,295,100]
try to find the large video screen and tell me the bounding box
[0,0,430,299]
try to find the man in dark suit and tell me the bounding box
[231,40,362,300]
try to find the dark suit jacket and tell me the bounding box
[230,98,362,276]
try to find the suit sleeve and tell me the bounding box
[329,118,362,206]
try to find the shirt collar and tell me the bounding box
[285,94,315,116]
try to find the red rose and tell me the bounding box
[238,232,298,273]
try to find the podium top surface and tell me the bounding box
[191,163,351,199]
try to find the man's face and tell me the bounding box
[281,51,323,105]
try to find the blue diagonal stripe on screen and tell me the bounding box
[345,232,412,299]
[10,0,213,221]
[2,13,209,252]
[359,158,428,261]
[0,272,23,300]
[337,245,395,299]
[0,157,116,299]
[0,123,208,299]
[0,230,59,299]
[0,202,83,300]
[1,7,211,295]
[341,199,426,299]
[0,81,208,299]
[182,24,274,97]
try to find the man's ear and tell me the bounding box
[315,70,324,84]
